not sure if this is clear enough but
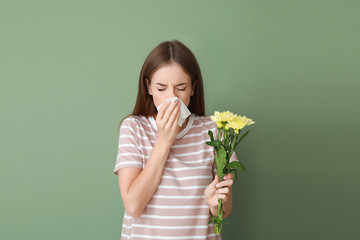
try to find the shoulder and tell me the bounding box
[192,114,216,131]
[122,115,140,125]
[120,115,151,133]
[122,115,149,126]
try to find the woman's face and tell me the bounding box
[146,62,194,108]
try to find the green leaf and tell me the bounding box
[208,216,217,224]
[206,140,222,148]
[215,145,227,179]
[227,161,245,172]
[237,130,249,144]
[222,160,246,181]
[233,130,249,149]
[208,130,215,141]
[232,170,238,181]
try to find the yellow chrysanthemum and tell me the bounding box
[222,111,236,122]
[216,121,223,129]
[210,111,237,130]
[228,115,255,133]
[210,111,223,123]
[243,115,255,126]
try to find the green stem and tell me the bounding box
[224,131,228,151]
[230,133,238,156]
[218,198,223,218]
[214,194,224,234]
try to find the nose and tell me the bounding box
[167,88,177,99]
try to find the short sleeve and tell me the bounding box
[229,151,239,163]
[113,117,144,175]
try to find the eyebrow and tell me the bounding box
[155,83,187,87]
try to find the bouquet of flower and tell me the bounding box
[207,111,255,234]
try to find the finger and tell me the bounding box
[156,99,171,121]
[167,103,180,128]
[216,179,234,188]
[217,194,227,201]
[223,173,234,180]
[211,175,219,188]
[164,101,179,126]
[161,100,179,124]
[216,187,229,194]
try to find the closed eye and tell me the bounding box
[178,88,186,91]
[157,89,165,91]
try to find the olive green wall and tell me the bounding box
[1,0,359,239]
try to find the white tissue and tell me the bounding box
[156,97,191,127]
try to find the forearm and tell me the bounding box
[125,139,171,217]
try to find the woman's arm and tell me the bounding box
[118,100,180,218]
[118,139,173,217]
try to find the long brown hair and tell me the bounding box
[117,40,205,135]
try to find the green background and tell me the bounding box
[1,0,359,239]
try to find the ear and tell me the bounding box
[145,78,152,95]
[191,79,197,96]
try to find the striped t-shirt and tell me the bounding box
[113,113,238,240]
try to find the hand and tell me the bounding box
[204,173,234,209]
[156,99,180,144]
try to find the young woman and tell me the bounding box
[113,40,238,240]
